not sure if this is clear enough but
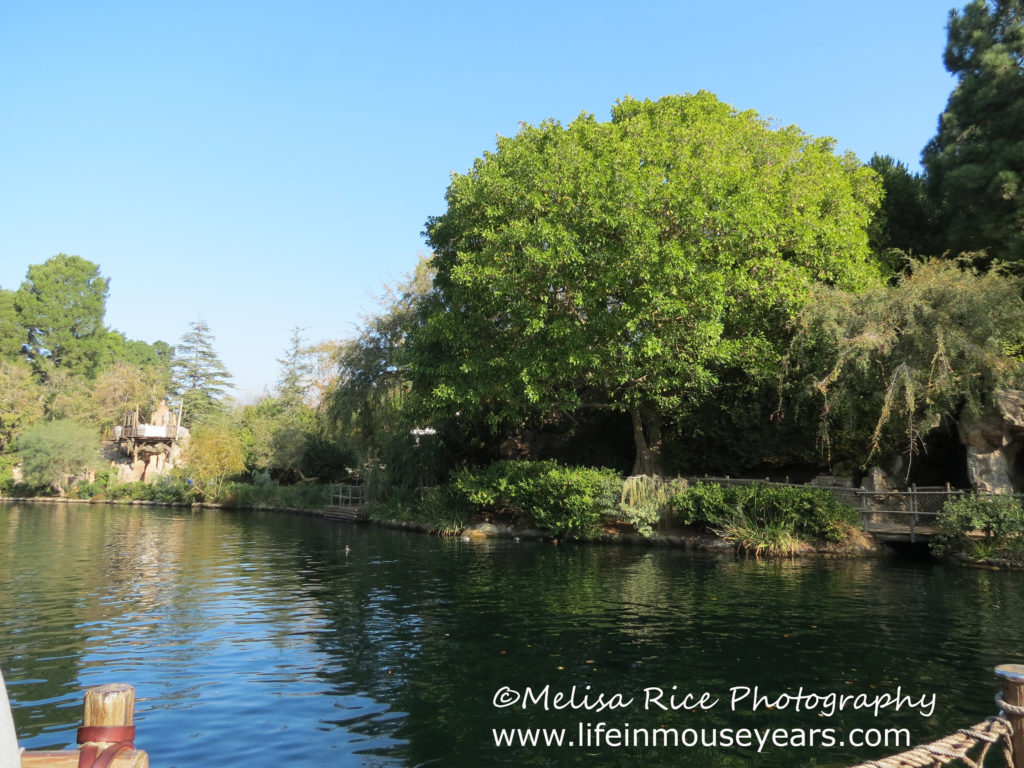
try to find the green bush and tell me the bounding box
[671,483,859,543]
[453,460,620,538]
[17,420,101,492]
[933,494,1024,558]
[672,482,736,526]
[67,469,115,499]
[414,486,469,536]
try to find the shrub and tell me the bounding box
[215,482,330,509]
[671,483,859,543]
[672,482,737,527]
[453,460,620,538]
[17,420,101,493]
[933,494,1024,558]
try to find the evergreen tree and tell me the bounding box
[170,320,233,426]
[276,327,313,408]
[868,154,940,258]
[923,0,1024,263]
[12,254,110,378]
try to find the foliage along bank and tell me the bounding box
[366,459,866,556]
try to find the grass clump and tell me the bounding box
[671,482,860,552]
[373,485,469,537]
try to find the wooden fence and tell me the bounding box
[329,484,365,507]
[685,476,1024,543]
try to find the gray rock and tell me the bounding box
[463,522,501,539]
[958,389,1024,493]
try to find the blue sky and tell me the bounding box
[0,1,957,400]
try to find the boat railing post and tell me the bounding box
[77,684,146,767]
[996,664,1024,768]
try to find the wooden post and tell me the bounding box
[82,683,134,744]
[909,484,917,543]
[996,664,1024,768]
[20,684,147,768]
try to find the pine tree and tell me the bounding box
[923,0,1024,263]
[276,327,313,409]
[171,319,233,426]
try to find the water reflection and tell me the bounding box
[1,503,1022,767]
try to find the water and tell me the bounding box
[1,502,1023,767]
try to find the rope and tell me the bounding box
[997,693,1024,718]
[847,717,1013,768]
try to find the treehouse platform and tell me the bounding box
[111,403,187,467]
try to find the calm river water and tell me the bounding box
[1,502,1022,767]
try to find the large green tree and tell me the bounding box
[170,319,233,426]
[12,254,111,378]
[923,0,1024,263]
[412,93,883,474]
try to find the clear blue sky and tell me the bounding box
[0,0,956,400]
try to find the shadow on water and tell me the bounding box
[1,503,1023,768]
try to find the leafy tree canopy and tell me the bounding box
[329,259,433,459]
[184,419,245,499]
[783,259,1024,468]
[413,92,883,473]
[0,291,23,360]
[923,0,1024,263]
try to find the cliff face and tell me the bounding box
[107,433,189,484]
[958,390,1024,493]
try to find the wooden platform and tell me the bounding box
[319,505,369,523]
[22,749,147,767]
[865,520,940,542]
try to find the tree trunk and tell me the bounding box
[630,404,664,476]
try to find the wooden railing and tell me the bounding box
[113,425,187,440]
[684,476,1024,542]
[329,484,365,507]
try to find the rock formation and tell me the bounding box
[957,390,1024,493]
